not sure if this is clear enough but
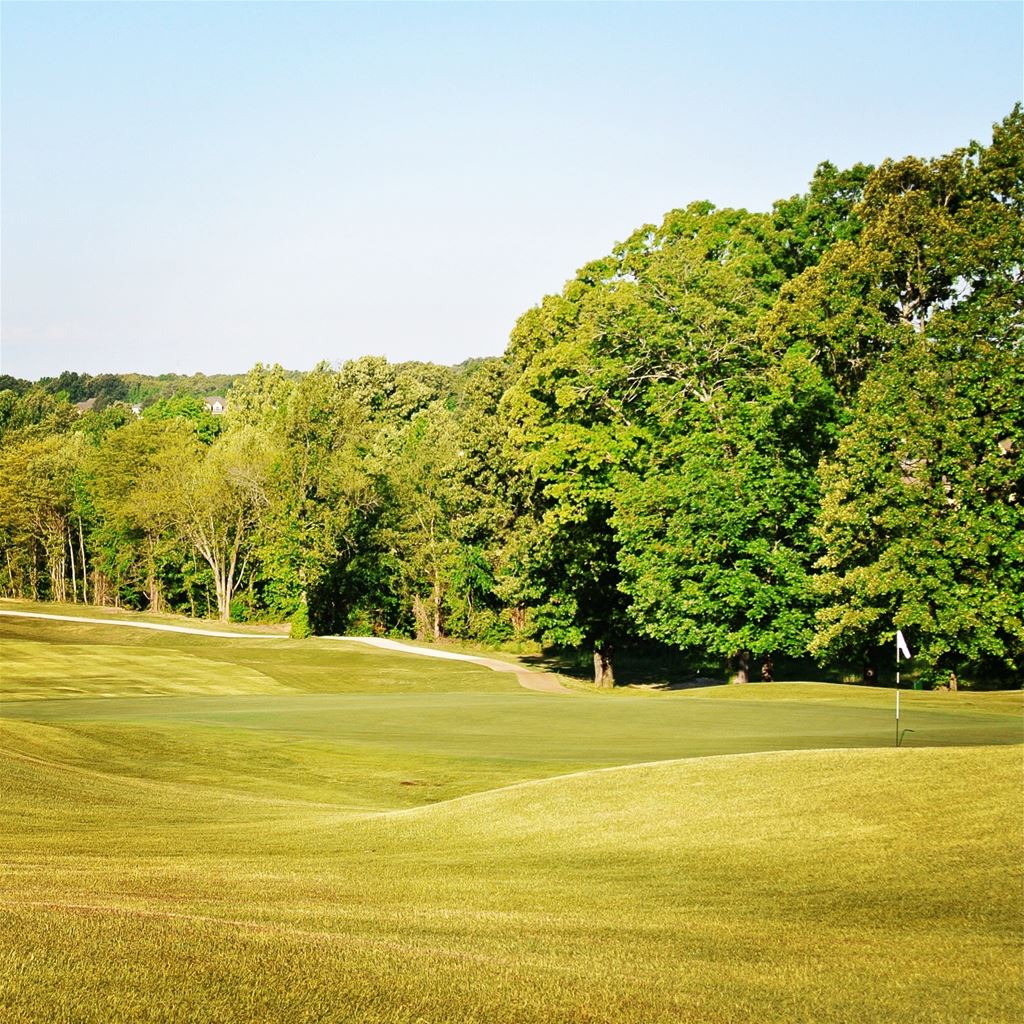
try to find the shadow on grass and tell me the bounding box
[517,646,888,691]
[519,643,728,690]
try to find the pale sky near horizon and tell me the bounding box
[2,1,1021,380]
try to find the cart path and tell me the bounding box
[0,610,573,694]
[330,636,573,694]
[0,609,287,639]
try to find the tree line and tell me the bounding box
[0,370,248,409]
[2,109,1021,689]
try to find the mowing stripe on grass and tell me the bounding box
[0,609,571,693]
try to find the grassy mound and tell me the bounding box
[1,726,1021,1023]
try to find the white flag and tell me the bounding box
[896,630,912,661]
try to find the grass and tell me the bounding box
[0,615,518,699]
[0,597,292,634]
[1,604,1022,1022]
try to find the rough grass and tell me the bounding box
[1,606,1022,1022]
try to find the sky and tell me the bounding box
[2,1,1022,380]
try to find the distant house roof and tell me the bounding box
[74,397,98,414]
[203,396,227,414]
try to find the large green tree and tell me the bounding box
[159,426,274,621]
[0,432,88,601]
[255,366,376,630]
[504,203,786,684]
[809,108,1024,684]
[813,334,1023,685]
[90,418,201,611]
[615,346,837,682]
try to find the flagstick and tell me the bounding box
[895,637,900,747]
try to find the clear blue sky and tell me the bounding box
[2,1,1021,379]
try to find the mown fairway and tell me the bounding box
[1,607,1022,1023]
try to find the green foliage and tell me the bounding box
[35,369,243,407]
[771,159,874,276]
[3,110,1020,684]
[807,107,1024,684]
[763,107,1024,400]
[615,346,838,678]
[0,386,77,444]
[813,334,1024,684]
[89,418,201,611]
[231,363,377,629]
[288,601,312,638]
[502,202,790,682]
[142,395,222,444]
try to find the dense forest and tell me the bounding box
[2,109,1021,689]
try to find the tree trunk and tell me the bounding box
[432,573,442,640]
[760,653,774,682]
[732,649,751,684]
[146,536,163,614]
[217,574,231,621]
[47,534,67,603]
[77,515,89,604]
[509,606,527,634]
[948,671,958,692]
[412,594,430,641]
[67,528,77,602]
[593,644,615,687]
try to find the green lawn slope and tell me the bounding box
[1,733,1020,1023]
[1,607,1021,1022]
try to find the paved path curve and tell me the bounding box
[0,610,572,695]
[329,636,573,694]
[0,609,287,639]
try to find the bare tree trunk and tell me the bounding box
[146,535,162,614]
[509,606,527,635]
[77,515,89,604]
[948,671,958,692]
[216,570,230,622]
[4,548,15,597]
[68,527,77,602]
[760,653,774,682]
[593,644,615,687]
[432,572,442,640]
[412,595,430,641]
[47,531,67,603]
